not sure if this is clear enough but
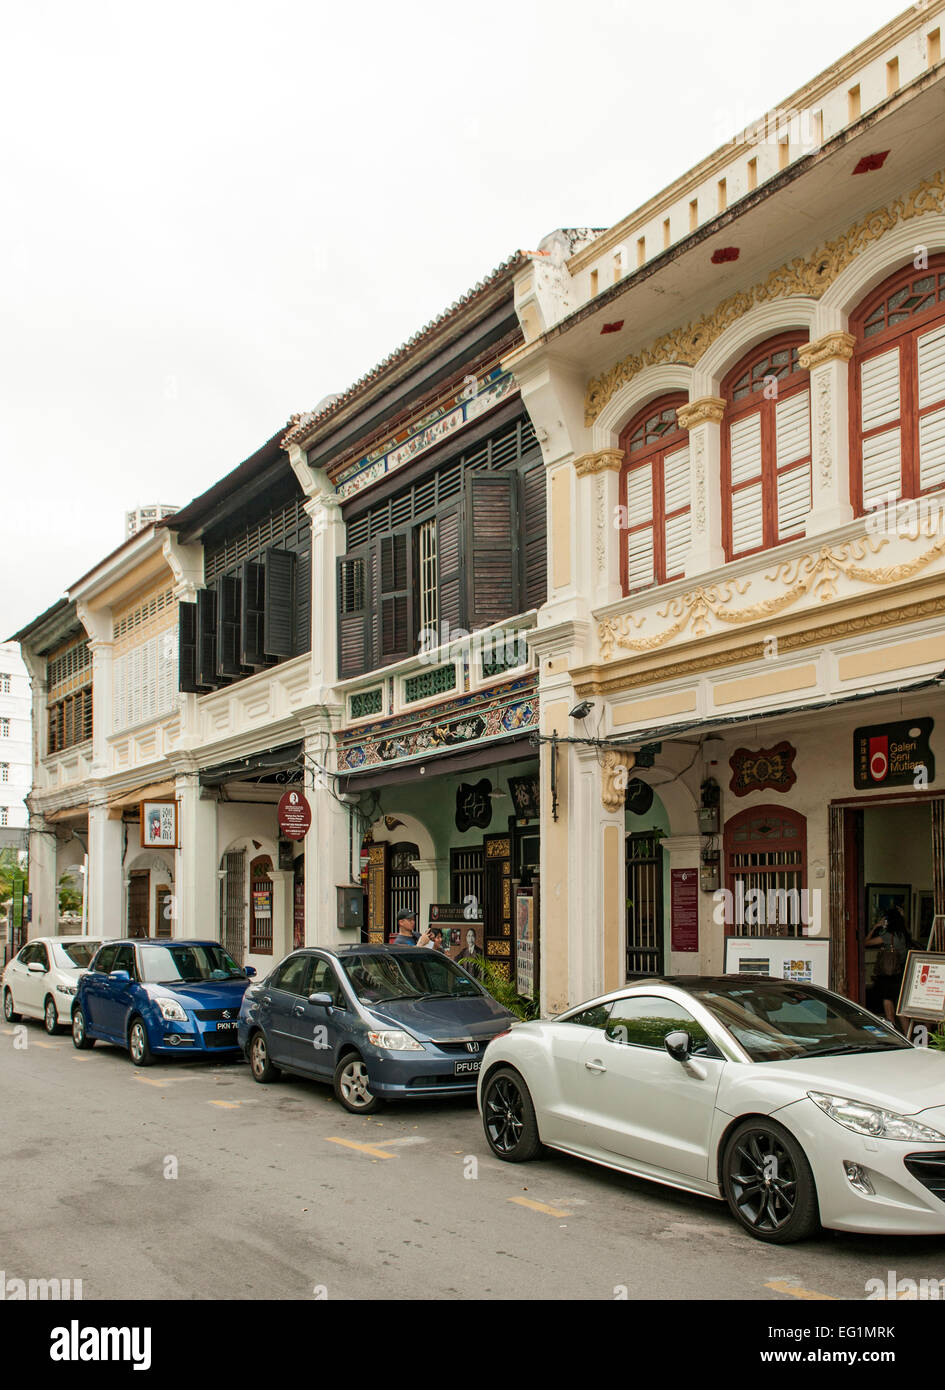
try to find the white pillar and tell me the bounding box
[302,720,353,947]
[174,771,218,938]
[677,397,726,576]
[799,332,856,536]
[573,451,623,609]
[28,819,60,937]
[87,802,123,938]
[270,870,292,961]
[659,833,705,974]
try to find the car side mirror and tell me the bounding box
[308,991,333,1008]
[28,962,46,974]
[109,970,131,983]
[664,1030,692,1063]
[244,966,257,978]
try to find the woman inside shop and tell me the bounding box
[864,905,912,1032]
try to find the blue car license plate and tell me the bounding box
[453,1059,480,1075]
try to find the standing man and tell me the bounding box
[391,909,418,946]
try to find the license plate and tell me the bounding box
[216,1020,238,1031]
[453,1059,481,1075]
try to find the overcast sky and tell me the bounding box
[1,0,904,637]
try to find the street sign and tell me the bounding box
[277,790,312,840]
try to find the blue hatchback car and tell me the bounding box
[238,944,516,1112]
[72,939,256,1066]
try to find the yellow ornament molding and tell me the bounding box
[601,749,636,811]
[797,331,856,371]
[584,168,945,425]
[597,526,945,660]
[676,396,725,430]
[574,449,623,476]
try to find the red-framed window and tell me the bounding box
[849,255,945,514]
[724,805,808,939]
[619,393,691,592]
[721,333,811,560]
[249,855,273,954]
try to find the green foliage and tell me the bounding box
[58,873,82,915]
[930,1023,945,1053]
[0,848,25,905]
[472,954,539,1021]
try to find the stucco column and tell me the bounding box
[798,332,856,536]
[269,870,292,962]
[302,489,346,687]
[411,858,446,930]
[174,771,217,938]
[676,397,726,577]
[87,801,123,937]
[28,818,60,937]
[659,833,706,974]
[573,451,623,609]
[302,721,353,947]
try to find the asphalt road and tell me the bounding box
[2,1017,944,1302]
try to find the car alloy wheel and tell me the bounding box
[129,1018,153,1068]
[72,1008,94,1050]
[333,1055,379,1114]
[44,998,60,1035]
[249,1031,280,1084]
[3,989,20,1024]
[482,1068,543,1162]
[722,1119,819,1244]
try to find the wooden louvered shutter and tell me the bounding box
[728,410,764,556]
[264,547,297,658]
[377,531,411,662]
[466,473,518,629]
[774,389,811,540]
[195,587,219,689]
[240,561,268,668]
[662,443,691,579]
[859,346,902,506]
[625,462,655,589]
[337,550,368,679]
[178,600,200,693]
[216,574,243,678]
[917,323,945,492]
[520,460,547,610]
[436,504,464,637]
[294,547,312,656]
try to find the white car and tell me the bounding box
[2,937,104,1035]
[477,975,945,1243]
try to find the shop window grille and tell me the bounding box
[403,664,455,704]
[350,688,383,720]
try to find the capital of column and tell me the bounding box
[574,449,623,477]
[600,749,635,812]
[797,331,855,371]
[676,397,725,431]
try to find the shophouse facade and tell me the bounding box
[505,5,945,1012]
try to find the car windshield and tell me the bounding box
[690,980,911,1062]
[55,941,102,969]
[137,943,247,985]
[340,953,484,1004]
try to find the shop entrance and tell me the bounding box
[388,842,420,933]
[127,870,149,938]
[626,832,664,976]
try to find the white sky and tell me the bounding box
[1,0,904,637]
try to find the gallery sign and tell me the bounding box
[853,718,934,789]
[277,790,312,841]
[140,800,178,849]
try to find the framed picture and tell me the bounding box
[449,920,484,969]
[140,800,178,849]
[896,950,945,1023]
[866,883,911,934]
[915,890,935,945]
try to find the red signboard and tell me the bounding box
[671,869,699,953]
[277,790,312,841]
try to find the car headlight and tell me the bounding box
[55,984,76,996]
[367,1029,424,1052]
[808,1091,945,1142]
[156,998,189,1023]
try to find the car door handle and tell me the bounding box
[584,1059,607,1073]
[292,1004,305,1017]
[261,996,271,1008]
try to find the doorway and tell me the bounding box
[626,831,664,976]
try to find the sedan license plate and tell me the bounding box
[215,1020,238,1031]
[453,1058,481,1075]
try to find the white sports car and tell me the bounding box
[2,937,103,1034]
[477,976,945,1243]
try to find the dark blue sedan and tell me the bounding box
[238,945,515,1113]
[72,939,256,1066]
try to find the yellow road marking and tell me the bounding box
[31,1040,59,1049]
[765,1280,837,1301]
[509,1196,572,1218]
[325,1137,396,1159]
[207,1098,258,1109]
[134,1076,173,1088]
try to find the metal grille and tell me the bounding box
[403,664,456,703]
[451,847,484,916]
[388,842,419,934]
[726,808,807,938]
[222,851,245,963]
[626,833,664,976]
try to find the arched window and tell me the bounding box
[619,393,690,592]
[721,333,811,560]
[724,805,808,938]
[850,255,945,513]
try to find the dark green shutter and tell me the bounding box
[436,503,465,638]
[216,574,244,678]
[178,600,201,693]
[520,459,547,610]
[196,587,219,688]
[466,473,518,629]
[337,550,368,679]
[264,547,296,658]
[294,548,311,656]
[240,561,268,667]
[377,531,411,662]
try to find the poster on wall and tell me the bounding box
[140,800,178,849]
[897,952,945,1022]
[724,936,831,988]
[252,888,272,920]
[670,870,699,952]
[448,920,484,970]
[516,893,535,995]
